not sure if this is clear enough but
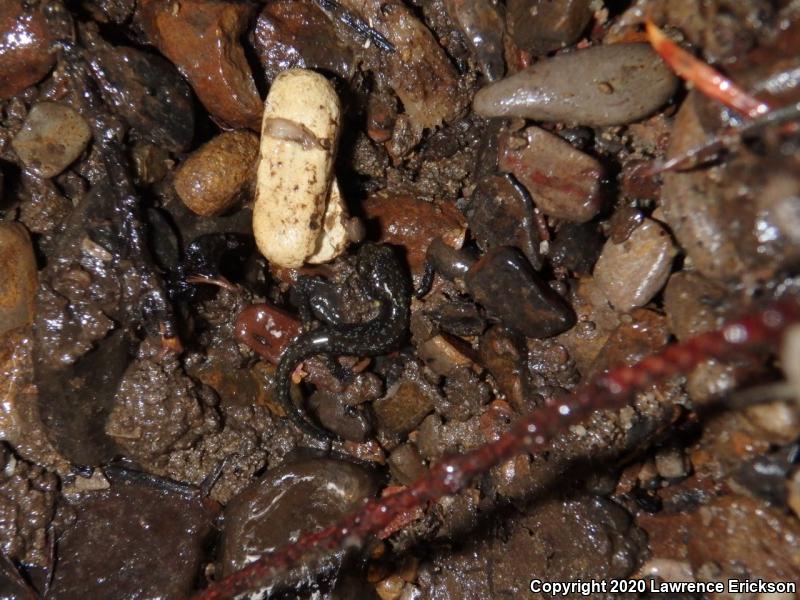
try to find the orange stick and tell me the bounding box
[646,20,770,118]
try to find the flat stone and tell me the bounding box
[50,476,212,599]
[499,126,603,223]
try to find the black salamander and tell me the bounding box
[276,244,411,441]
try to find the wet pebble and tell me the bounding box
[388,443,425,486]
[464,175,541,268]
[589,308,670,375]
[234,303,302,365]
[51,476,212,599]
[174,130,259,217]
[593,218,677,313]
[0,223,37,337]
[473,43,679,127]
[138,0,262,130]
[373,376,437,437]
[466,247,575,338]
[222,456,378,575]
[506,0,593,56]
[418,334,475,376]
[12,103,91,178]
[498,126,604,223]
[253,0,354,82]
[654,446,690,481]
[363,193,466,271]
[549,222,604,275]
[663,270,728,340]
[0,0,54,99]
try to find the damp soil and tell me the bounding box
[1,0,800,598]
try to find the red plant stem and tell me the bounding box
[194,296,800,600]
[646,20,770,119]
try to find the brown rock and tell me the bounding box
[173,130,259,216]
[506,0,593,56]
[373,379,436,436]
[0,223,37,337]
[363,193,466,271]
[0,0,54,99]
[663,270,728,341]
[499,126,603,223]
[51,477,212,598]
[589,308,670,375]
[594,218,677,313]
[138,0,262,130]
[687,496,800,588]
[234,303,302,365]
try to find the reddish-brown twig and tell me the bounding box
[194,295,800,600]
[646,20,770,118]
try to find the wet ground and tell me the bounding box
[1,0,800,598]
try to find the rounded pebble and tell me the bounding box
[593,218,677,313]
[473,43,679,127]
[221,457,378,575]
[12,102,92,178]
[174,130,259,217]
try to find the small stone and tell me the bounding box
[131,143,171,185]
[0,0,55,99]
[222,457,378,575]
[506,0,592,56]
[589,308,669,375]
[418,334,475,377]
[50,477,212,598]
[138,0,262,130]
[663,271,728,340]
[0,223,37,337]
[745,401,800,445]
[373,379,436,436]
[12,102,91,178]
[363,193,466,271]
[233,304,301,365]
[594,218,677,313]
[376,575,406,600]
[466,247,576,339]
[498,126,604,223]
[654,446,690,481]
[388,444,425,486]
[465,175,541,268]
[174,130,259,217]
[549,222,604,275]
